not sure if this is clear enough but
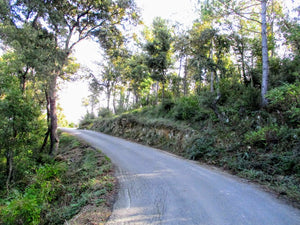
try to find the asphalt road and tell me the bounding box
[62,128,300,225]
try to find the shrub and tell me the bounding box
[98,108,113,118]
[0,163,66,225]
[240,87,261,111]
[0,190,41,225]
[171,96,200,121]
[266,82,300,111]
[244,125,280,147]
[186,137,215,160]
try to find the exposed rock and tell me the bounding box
[89,115,199,156]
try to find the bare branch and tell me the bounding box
[216,0,261,24]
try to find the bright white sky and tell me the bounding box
[59,0,198,124]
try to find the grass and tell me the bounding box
[43,132,117,224]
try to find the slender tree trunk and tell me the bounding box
[250,49,254,88]
[162,79,165,104]
[106,85,111,110]
[270,0,275,58]
[210,40,214,93]
[183,57,188,96]
[40,90,50,152]
[178,56,183,77]
[112,91,117,114]
[6,122,17,190]
[134,89,139,105]
[49,74,59,155]
[19,67,29,94]
[155,82,159,105]
[6,148,13,190]
[240,41,247,85]
[261,0,269,107]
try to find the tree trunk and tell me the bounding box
[106,85,111,110]
[19,67,29,94]
[134,89,139,105]
[40,90,50,152]
[270,0,275,58]
[240,40,247,84]
[6,148,13,191]
[49,75,59,155]
[155,82,159,105]
[183,57,188,96]
[210,40,214,93]
[162,80,165,103]
[112,91,117,114]
[261,0,269,107]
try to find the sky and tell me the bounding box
[58,0,198,124]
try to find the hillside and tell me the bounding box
[80,84,300,208]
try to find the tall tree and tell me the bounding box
[126,53,151,105]
[0,0,139,154]
[261,0,269,106]
[198,0,273,106]
[0,52,43,189]
[173,28,191,96]
[144,17,173,103]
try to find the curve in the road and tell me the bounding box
[62,128,300,225]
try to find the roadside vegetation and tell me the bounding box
[0,1,135,224]
[1,0,299,222]
[80,82,300,207]
[0,132,116,225]
[77,0,300,208]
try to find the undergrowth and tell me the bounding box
[0,132,116,225]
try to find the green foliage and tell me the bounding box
[269,57,299,87]
[0,52,47,191]
[267,82,300,126]
[266,82,300,111]
[1,190,41,225]
[244,125,279,146]
[144,17,173,102]
[98,107,114,118]
[186,137,215,160]
[0,133,115,225]
[46,134,115,224]
[0,163,66,225]
[170,96,201,121]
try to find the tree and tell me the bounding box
[0,0,139,154]
[173,27,191,96]
[126,53,151,105]
[144,17,173,103]
[198,0,274,106]
[0,52,43,190]
[260,0,269,106]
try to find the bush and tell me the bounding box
[170,96,200,121]
[186,137,215,160]
[267,83,300,125]
[240,87,261,111]
[1,190,41,225]
[266,82,300,112]
[98,108,113,118]
[0,163,66,225]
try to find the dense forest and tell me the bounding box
[0,0,299,224]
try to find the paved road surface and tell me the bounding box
[62,128,300,225]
